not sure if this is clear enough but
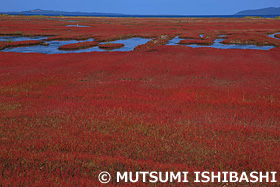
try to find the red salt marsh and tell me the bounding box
[0,15,280,186]
[178,39,214,45]
[0,40,47,50]
[58,41,98,50]
[99,43,124,49]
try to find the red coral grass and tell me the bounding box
[179,32,202,39]
[178,39,214,45]
[99,43,124,49]
[0,40,46,49]
[222,32,280,46]
[58,41,98,50]
[134,35,175,51]
[0,15,280,186]
[178,34,216,46]
[45,35,91,41]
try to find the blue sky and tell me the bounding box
[1,0,280,15]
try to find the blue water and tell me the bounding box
[1,34,276,53]
[66,25,91,27]
[269,32,280,39]
[1,37,151,54]
[167,36,275,50]
[65,20,78,22]
[98,38,151,51]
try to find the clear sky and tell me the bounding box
[1,0,280,15]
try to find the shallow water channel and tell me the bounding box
[167,36,275,50]
[66,25,91,27]
[0,36,151,54]
[269,32,280,39]
[1,33,278,54]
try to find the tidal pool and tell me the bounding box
[98,38,151,52]
[269,32,280,39]
[1,36,151,54]
[66,25,91,27]
[167,36,275,50]
[65,20,78,22]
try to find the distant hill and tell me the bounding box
[235,7,280,16]
[1,9,125,17]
